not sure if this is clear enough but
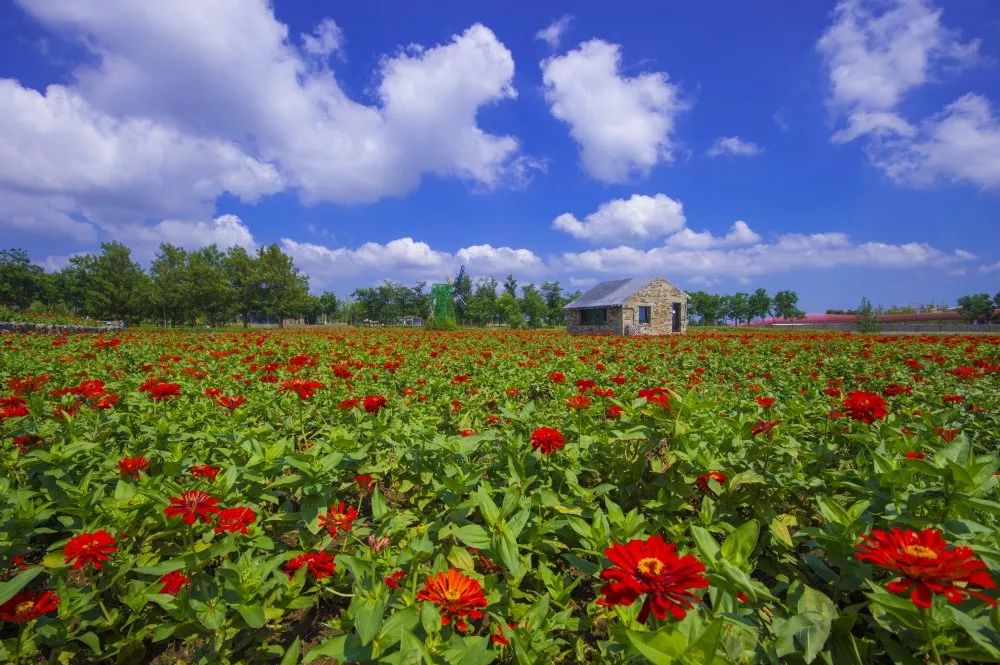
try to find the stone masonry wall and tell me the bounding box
[622,279,688,334]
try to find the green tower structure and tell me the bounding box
[430,283,455,324]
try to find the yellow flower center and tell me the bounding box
[637,557,665,576]
[444,589,462,602]
[903,545,938,560]
[15,601,34,616]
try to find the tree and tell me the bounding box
[855,297,880,333]
[318,291,339,323]
[772,290,805,320]
[255,244,309,326]
[994,291,1000,310]
[150,244,190,326]
[0,249,44,309]
[497,291,523,328]
[748,288,771,322]
[452,266,473,323]
[466,277,499,326]
[520,284,548,327]
[688,290,723,325]
[224,246,260,328]
[726,292,750,326]
[186,245,233,326]
[540,281,565,325]
[957,293,994,323]
[79,242,149,323]
[503,274,518,297]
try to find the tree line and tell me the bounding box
[686,288,805,326]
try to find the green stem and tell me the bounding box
[921,608,943,665]
[14,622,24,665]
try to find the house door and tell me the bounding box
[672,303,681,332]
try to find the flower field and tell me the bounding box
[1,328,998,664]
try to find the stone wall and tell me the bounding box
[565,307,624,335]
[622,279,688,334]
[0,321,125,335]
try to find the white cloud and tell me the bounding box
[817,0,999,189]
[120,214,258,261]
[707,136,762,157]
[557,232,972,279]
[302,18,343,58]
[7,0,534,232]
[541,39,686,182]
[535,15,572,50]
[665,220,762,249]
[979,261,1000,274]
[553,193,686,244]
[456,244,543,274]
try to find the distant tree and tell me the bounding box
[747,288,771,322]
[539,281,565,325]
[255,244,309,327]
[224,246,260,328]
[687,291,724,325]
[771,290,805,320]
[503,274,518,297]
[82,242,150,323]
[0,248,44,309]
[318,291,339,323]
[452,266,473,322]
[855,297,880,333]
[186,245,233,326]
[466,277,499,326]
[301,295,324,324]
[994,291,1000,310]
[150,244,190,326]
[497,291,523,328]
[520,284,548,327]
[957,293,994,323]
[726,292,751,326]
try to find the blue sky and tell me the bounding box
[1,0,998,310]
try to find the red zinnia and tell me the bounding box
[566,395,591,410]
[459,428,475,437]
[355,474,376,492]
[148,383,182,400]
[0,590,59,623]
[215,506,256,534]
[416,568,489,632]
[842,391,889,424]
[7,374,50,395]
[904,451,925,460]
[750,419,780,437]
[598,535,710,623]
[13,434,42,453]
[117,456,150,479]
[696,471,727,493]
[385,569,406,590]
[279,378,325,400]
[605,405,624,419]
[284,551,336,581]
[164,491,220,525]
[530,426,565,455]
[190,464,221,480]
[0,396,29,420]
[548,372,566,383]
[64,530,118,570]
[855,528,996,608]
[318,502,359,536]
[363,395,387,413]
[159,570,192,595]
[755,397,776,408]
[216,395,247,413]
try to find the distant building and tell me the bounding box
[564,276,688,335]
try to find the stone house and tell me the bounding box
[564,276,688,335]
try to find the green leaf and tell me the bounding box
[720,519,759,568]
[236,603,266,629]
[690,526,721,562]
[619,626,686,663]
[454,524,491,549]
[681,618,722,664]
[496,527,522,579]
[280,637,302,665]
[351,592,387,646]
[477,486,500,526]
[0,567,43,605]
[773,611,831,664]
[371,487,388,521]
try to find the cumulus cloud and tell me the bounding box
[979,261,1000,274]
[553,194,686,244]
[302,18,344,58]
[541,40,686,182]
[121,214,258,261]
[817,0,999,188]
[455,244,544,274]
[6,0,535,239]
[535,15,572,50]
[556,232,972,279]
[706,136,762,157]
[665,221,762,249]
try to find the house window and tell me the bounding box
[581,308,606,325]
[638,306,651,324]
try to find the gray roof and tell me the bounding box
[564,276,685,309]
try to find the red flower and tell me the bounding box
[598,535,709,623]
[750,419,780,437]
[0,590,59,623]
[950,366,978,381]
[7,374,50,395]
[936,427,959,442]
[279,378,325,400]
[605,405,624,419]
[284,551,336,580]
[638,387,670,410]
[855,528,996,608]
[842,391,889,424]
[215,506,256,535]
[576,378,597,393]
[64,530,118,570]
[459,428,475,437]
[13,434,42,453]
[117,456,150,479]
[159,570,191,595]
[164,491,221,525]
[363,395,387,413]
[548,372,566,383]
[566,395,591,410]
[696,471,727,493]
[339,397,359,410]
[451,374,469,384]
[416,568,489,632]
[190,464,221,480]
[882,384,912,397]
[384,569,406,590]
[904,451,925,460]
[318,502,358,536]
[216,395,247,413]
[530,426,566,455]
[755,397,776,408]
[942,394,965,404]
[0,396,29,420]
[93,394,120,409]
[355,474,376,492]
[823,386,842,398]
[147,383,181,400]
